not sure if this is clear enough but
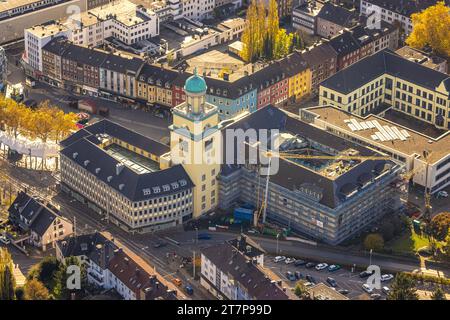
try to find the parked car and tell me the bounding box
[436,191,448,198]
[295,271,302,280]
[184,285,194,295]
[371,293,382,300]
[286,271,296,281]
[306,275,316,284]
[326,277,337,287]
[153,241,167,248]
[381,274,394,282]
[359,270,374,278]
[338,289,349,295]
[0,235,10,245]
[328,264,341,272]
[305,262,316,268]
[285,257,296,264]
[362,283,373,294]
[294,259,307,266]
[274,256,286,263]
[304,282,314,287]
[172,278,182,286]
[315,263,328,271]
[382,286,390,295]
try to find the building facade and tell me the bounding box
[169,69,221,217]
[319,50,450,129]
[60,119,195,233]
[218,105,403,245]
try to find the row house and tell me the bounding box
[301,43,338,94]
[205,76,258,120]
[327,22,398,71]
[136,64,180,108]
[280,51,312,103]
[99,54,145,101]
[254,62,289,109]
[41,36,72,86]
[61,44,108,95]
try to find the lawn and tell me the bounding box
[388,228,432,254]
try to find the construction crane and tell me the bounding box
[398,151,433,221]
[251,148,391,231]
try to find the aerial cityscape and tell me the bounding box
[0,0,450,306]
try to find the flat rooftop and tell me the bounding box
[26,23,69,37]
[0,0,53,12]
[85,0,153,26]
[307,106,450,164]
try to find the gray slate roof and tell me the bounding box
[201,242,290,300]
[60,120,194,202]
[320,49,450,94]
[222,105,396,209]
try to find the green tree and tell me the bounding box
[24,278,50,300]
[27,256,60,292]
[53,256,86,300]
[431,286,447,300]
[0,248,16,300]
[387,273,418,300]
[363,233,384,252]
[294,280,310,300]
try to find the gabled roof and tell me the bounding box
[9,191,69,236]
[137,64,179,88]
[101,54,143,74]
[201,242,290,300]
[317,2,358,28]
[301,43,338,67]
[365,0,448,17]
[320,49,450,94]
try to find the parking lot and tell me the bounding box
[265,255,395,300]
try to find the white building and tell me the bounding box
[360,0,447,37]
[24,23,70,72]
[181,0,215,21]
[59,119,195,233]
[56,232,177,300]
[200,237,290,300]
[24,0,159,71]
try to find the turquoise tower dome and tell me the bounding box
[184,68,207,94]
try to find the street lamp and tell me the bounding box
[276,233,280,255]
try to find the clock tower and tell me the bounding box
[170,69,221,218]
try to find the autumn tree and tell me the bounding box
[0,248,16,300]
[430,212,450,241]
[406,1,450,58]
[240,0,294,62]
[2,98,31,138]
[24,278,50,300]
[387,273,418,300]
[363,233,384,252]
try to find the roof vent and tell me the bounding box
[72,152,78,159]
[119,184,125,190]
[116,163,125,175]
[107,176,113,182]
[84,160,90,167]
[95,168,101,174]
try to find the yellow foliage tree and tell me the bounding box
[240,0,259,62]
[2,97,31,138]
[406,1,450,58]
